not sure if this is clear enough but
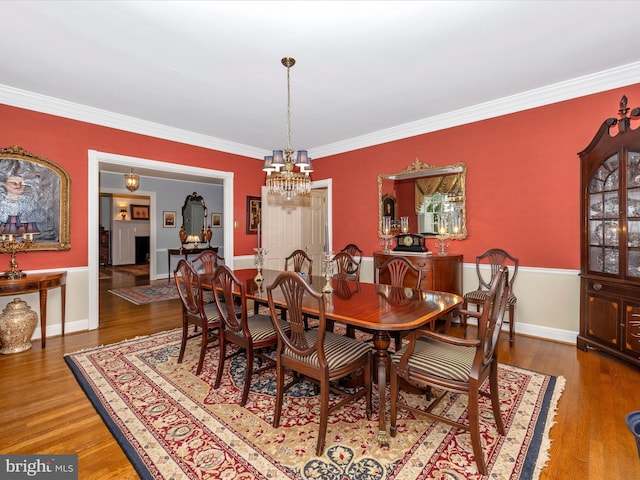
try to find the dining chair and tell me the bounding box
[267,271,372,456]
[462,248,519,345]
[284,249,313,277]
[174,259,221,375]
[191,250,225,304]
[390,266,510,475]
[339,243,363,280]
[346,256,422,350]
[212,265,289,406]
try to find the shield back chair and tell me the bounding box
[325,251,360,332]
[390,266,510,475]
[283,249,314,327]
[191,250,225,304]
[212,265,289,406]
[462,248,519,345]
[284,249,313,277]
[267,271,372,456]
[174,259,221,375]
[339,243,363,281]
[346,256,422,350]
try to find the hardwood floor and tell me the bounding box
[1,270,639,479]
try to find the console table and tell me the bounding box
[0,271,67,349]
[167,246,219,281]
[373,251,463,295]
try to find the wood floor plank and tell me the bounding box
[1,271,639,479]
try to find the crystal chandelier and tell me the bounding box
[263,57,313,200]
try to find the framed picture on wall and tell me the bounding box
[0,144,71,250]
[211,213,222,228]
[163,211,176,228]
[246,196,261,234]
[131,204,150,220]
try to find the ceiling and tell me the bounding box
[3,1,640,168]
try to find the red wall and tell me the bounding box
[2,83,639,272]
[0,104,265,271]
[313,84,640,269]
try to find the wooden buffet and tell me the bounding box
[373,251,463,295]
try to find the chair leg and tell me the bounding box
[467,381,488,475]
[489,361,505,435]
[177,320,189,364]
[272,362,284,428]
[196,326,208,375]
[508,305,515,346]
[316,377,330,456]
[241,347,254,406]
[213,335,226,389]
[461,300,469,337]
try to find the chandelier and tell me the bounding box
[263,57,313,200]
[124,168,139,192]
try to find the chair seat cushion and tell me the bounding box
[391,337,475,382]
[246,314,290,341]
[203,302,222,322]
[284,329,371,370]
[464,289,517,305]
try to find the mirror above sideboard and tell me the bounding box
[180,192,208,243]
[378,159,467,239]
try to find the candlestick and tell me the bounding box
[257,222,261,249]
[322,252,333,293]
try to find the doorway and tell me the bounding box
[262,179,332,271]
[88,150,234,331]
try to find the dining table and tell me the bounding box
[226,268,463,446]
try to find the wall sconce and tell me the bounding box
[124,168,139,192]
[120,206,127,220]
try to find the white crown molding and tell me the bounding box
[2,61,640,160]
[310,61,640,159]
[0,85,266,159]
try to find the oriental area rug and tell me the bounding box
[108,284,179,305]
[65,329,565,480]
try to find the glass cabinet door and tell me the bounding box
[627,151,640,278]
[588,154,619,274]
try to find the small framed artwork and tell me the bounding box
[163,211,176,228]
[130,204,150,220]
[211,213,222,228]
[246,196,261,234]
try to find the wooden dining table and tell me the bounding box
[226,268,463,446]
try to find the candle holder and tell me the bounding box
[322,252,334,293]
[381,215,393,253]
[0,216,40,279]
[254,247,267,282]
[435,233,450,256]
[380,234,394,254]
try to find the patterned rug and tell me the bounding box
[108,284,179,305]
[65,329,565,480]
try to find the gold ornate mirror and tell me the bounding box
[378,159,467,239]
[180,192,207,242]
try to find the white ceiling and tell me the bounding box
[2,0,640,164]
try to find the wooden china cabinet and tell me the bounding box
[577,96,640,367]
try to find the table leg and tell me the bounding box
[372,330,391,447]
[60,283,66,336]
[167,251,171,283]
[39,288,47,349]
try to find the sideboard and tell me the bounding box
[373,251,463,295]
[0,271,67,348]
[167,246,219,281]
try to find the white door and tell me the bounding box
[263,186,327,272]
[301,188,328,273]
